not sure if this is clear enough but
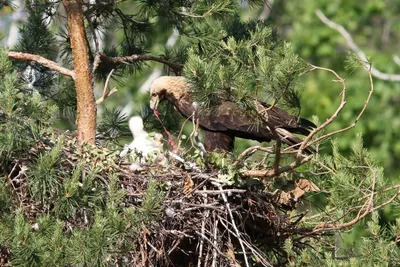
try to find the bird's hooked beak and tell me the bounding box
[149,95,160,110]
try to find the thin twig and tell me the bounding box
[308,65,374,147]
[392,55,400,67]
[96,69,118,104]
[310,172,400,233]
[233,146,274,166]
[6,163,22,204]
[7,163,19,191]
[194,189,246,195]
[163,229,195,239]
[195,231,227,258]
[212,212,218,267]
[218,216,273,267]
[316,9,400,81]
[218,185,250,267]
[271,128,282,176]
[197,186,209,267]
[296,65,346,158]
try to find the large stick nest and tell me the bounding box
[121,168,303,266]
[4,135,319,267]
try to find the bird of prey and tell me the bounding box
[149,76,315,153]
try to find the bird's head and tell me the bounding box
[149,76,188,110]
[149,76,170,110]
[129,116,146,138]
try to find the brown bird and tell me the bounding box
[149,76,315,153]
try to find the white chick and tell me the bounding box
[120,116,167,171]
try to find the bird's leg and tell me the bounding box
[189,111,196,148]
[189,112,207,157]
[257,148,272,167]
[194,119,206,156]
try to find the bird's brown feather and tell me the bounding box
[150,76,315,152]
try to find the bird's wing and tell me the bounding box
[169,93,315,152]
[197,101,275,142]
[254,101,316,135]
[170,95,273,142]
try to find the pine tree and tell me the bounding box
[1,1,399,266]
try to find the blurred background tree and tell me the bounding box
[264,0,400,180]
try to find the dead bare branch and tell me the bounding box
[218,215,273,267]
[233,146,274,166]
[241,155,313,179]
[272,128,282,176]
[309,170,400,233]
[218,184,250,267]
[308,65,374,147]
[316,9,400,81]
[295,65,347,158]
[6,51,75,78]
[392,55,400,67]
[194,189,247,195]
[197,186,209,267]
[96,69,118,104]
[99,52,183,72]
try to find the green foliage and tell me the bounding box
[97,108,130,144]
[0,48,57,159]
[53,163,101,219]
[48,75,77,124]
[294,134,400,266]
[15,2,57,59]
[268,0,400,177]
[0,156,166,266]
[139,179,167,222]
[66,212,121,266]
[0,47,168,265]
[28,136,63,204]
[289,217,400,266]
[182,20,307,115]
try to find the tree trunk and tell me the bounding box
[63,0,96,144]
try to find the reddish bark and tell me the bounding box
[63,0,96,144]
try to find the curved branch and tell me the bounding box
[308,65,374,148]
[295,65,346,158]
[6,51,75,78]
[311,187,400,233]
[316,9,400,82]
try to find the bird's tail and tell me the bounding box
[275,128,315,154]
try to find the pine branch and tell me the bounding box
[99,52,183,72]
[308,172,400,233]
[6,51,75,78]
